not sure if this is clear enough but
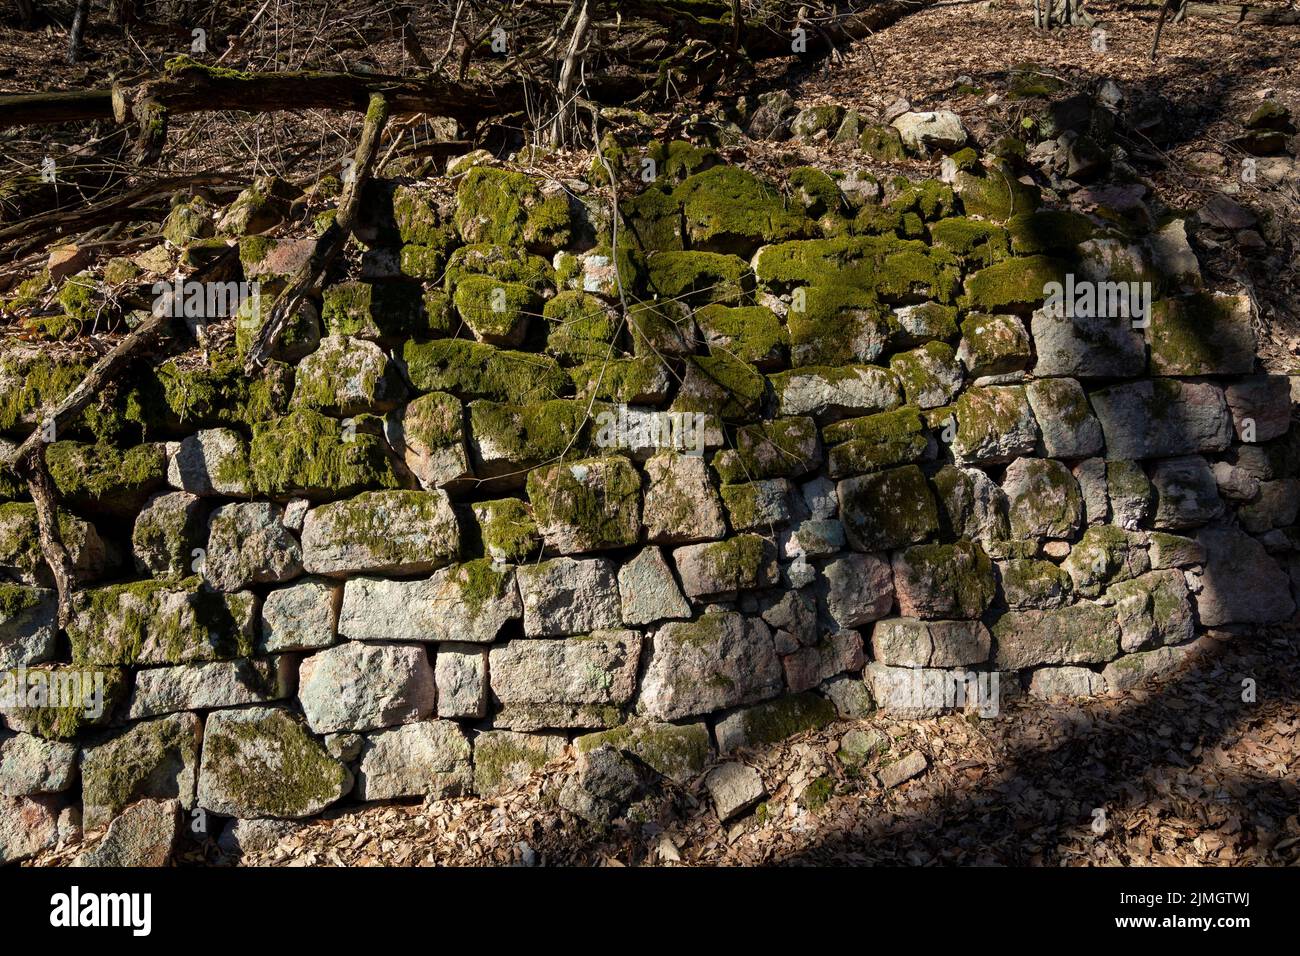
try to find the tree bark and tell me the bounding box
[67,0,90,64]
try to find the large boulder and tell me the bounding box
[1089,380,1231,460]
[1194,526,1296,625]
[991,602,1121,669]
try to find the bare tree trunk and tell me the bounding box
[550,0,592,148]
[14,447,76,627]
[67,0,90,64]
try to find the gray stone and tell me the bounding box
[0,794,64,864]
[782,518,846,559]
[617,547,690,626]
[821,674,874,718]
[1107,570,1195,653]
[953,385,1040,465]
[217,817,301,857]
[1102,639,1212,694]
[991,602,1121,669]
[132,491,206,577]
[526,456,642,554]
[1193,526,1295,626]
[782,631,865,692]
[771,365,901,421]
[1089,379,1232,460]
[473,730,568,797]
[0,504,111,588]
[720,479,793,531]
[516,557,621,637]
[434,645,488,719]
[389,391,471,490]
[488,630,642,730]
[1150,456,1222,529]
[301,490,460,576]
[933,464,1010,547]
[1025,378,1104,459]
[863,663,971,717]
[871,617,991,667]
[1028,667,1105,699]
[0,586,58,669]
[298,642,436,734]
[128,657,291,719]
[892,110,967,152]
[762,589,819,648]
[203,501,303,592]
[197,707,349,819]
[167,428,252,496]
[1149,532,1205,569]
[1212,460,1260,501]
[559,745,643,823]
[639,612,782,720]
[81,713,201,828]
[0,732,77,796]
[878,750,928,789]
[356,720,472,800]
[1030,306,1146,378]
[820,551,893,628]
[1106,459,1154,530]
[673,535,779,600]
[292,334,406,416]
[339,561,521,643]
[1239,480,1300,533]
[1145,218,1200,289]
[1003,457,1083,540]
[801,476,838,518]
[259,576,338,652]
[72,799,178,867]
[705,762,766,821]
[1224,375,1291,442]
[642,452,726,544]
[1147,293,1254,376]
[1073,458,1108,525]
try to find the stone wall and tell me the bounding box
[2,127,1298,860]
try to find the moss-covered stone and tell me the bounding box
[786,286,890,367]
[526,456,642,553]
[694,304,786,367]
[674,353,767,422]
[1147,292,1255,376]
[249,408,399,500]
[788,166,844,220]
[860,124,906,161]
[291,334,407,417]
[0,502,110,587]
[644,250,752,306]
[321,280,433,341]
[838,464,939,551]
[543,291,619,363]
[568,355,673,405]
[626,297,697,356]
[45,440,166,518]
[1006,209,1096,254]
[155,348,292,430]
[929,216,1011,266]
[713,417,823,483]
[887,178,957,222]
[162,200,213,246]
[79,711,199,827]
[672,166,811,255]
[957,311,1031,376]
[470,498,542,563]
[452,275,538,346]
[473,729,568,796]
[67,576,257,666]
[962,255,1068,311]
[952,384,1039,464]
[198,706,348,818]
[717,692,837,751]
[454,166,571,252]
[0,665,125,740]
[468,399,589,477]
[575,719,711,784]
[999,557,1073,610]
[889,341,964,409]
[955,163,1041,221]
[443,243,555,294]
[402,338,569,403]
[824,405,929,478]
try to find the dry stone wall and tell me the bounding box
[2,126,1299,858]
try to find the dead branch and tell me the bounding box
[243,93,390,373]
[13,445,76,627]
